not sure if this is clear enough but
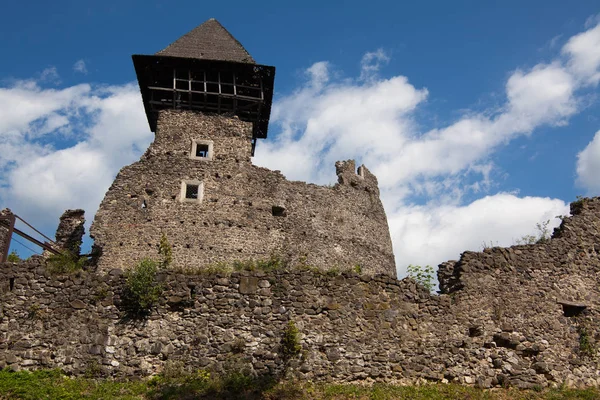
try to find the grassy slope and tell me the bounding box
[0,369,600,400]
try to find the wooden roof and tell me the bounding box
[156,19,256,64]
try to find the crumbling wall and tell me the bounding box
[54,209,85,255]
[2,198,600,388]
[90,110,396,277]
[0,209,14,262]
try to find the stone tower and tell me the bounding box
[90,19,397,277]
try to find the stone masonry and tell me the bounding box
[90,109,396,277]
[2,197,600,388]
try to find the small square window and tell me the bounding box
[196,144,210,158]
[186,184,199,199]
[180,180,204,203]
[190,140,213,161]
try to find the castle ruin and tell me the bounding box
[2,19,600,390]
[90,19,396,277]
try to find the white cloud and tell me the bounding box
[73,60,88,74]
[0,82,151,228]
[576,129,600,195]
[389,194,569,276]
[254,21,600,275]
[563,23,600,85]
[360,49,390,81]
[39,67,60,84]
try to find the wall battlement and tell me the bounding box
[91,109,396,277]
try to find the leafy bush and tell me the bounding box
[122,258,162,317]
[6,251,21,263]
[46,249,86,274]
[407,264,435,291]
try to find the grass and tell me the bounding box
[1,369,600,400]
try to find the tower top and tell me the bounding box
[156,19,256,64]
[132,19,275,147]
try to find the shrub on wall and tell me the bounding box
[407,264,435,291]
[158,232,173,268]
[7,251,21,263]
[122,258,162,317]
[46,248,87,274]
[280,320,302,361]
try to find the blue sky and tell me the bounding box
[1,1,600,276]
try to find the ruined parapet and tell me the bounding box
[0,209,15,263]
[335,160,379,193]
[437,259,461,294]
[55,209,85,255]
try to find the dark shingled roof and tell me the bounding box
[156,19,256,64]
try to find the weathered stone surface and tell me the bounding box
[2,197,600,388]
[54,210,85,255]
[239,276,259,294]
[70,299,86,309]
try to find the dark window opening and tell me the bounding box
[186,184,199,200]
[272,205,286,217]
[560,302,587,317]
[9,278,14,291]
[196,144,210,158]
[468,326,483,337]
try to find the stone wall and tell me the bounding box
[2,198,600,389]
[90,110,396,277]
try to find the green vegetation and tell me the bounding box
[232,254,285,272]
[46,248,87,274]
[2,369,600,399]
[158,232,172,268]
[577,325,597,358]
[122,258,163,317]
[406,264,435,291]
[6,251,21,263]
[0,369,147,400]
[514,219,552,245]
[281,320,302,361]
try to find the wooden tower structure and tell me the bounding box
[132,19,275,154]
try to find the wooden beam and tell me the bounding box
[12,227,60,255]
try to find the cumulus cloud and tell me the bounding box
[576,130,600,195]
[563,23,600,85]
[389,194,569,275]
[0,82,151,228]
[254,21,600,275]
[73,60,88,74]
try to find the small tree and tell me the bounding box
[281,320,302,361]
[158,232,173,268]
[407,264,435,291]
[7,251,21,263]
